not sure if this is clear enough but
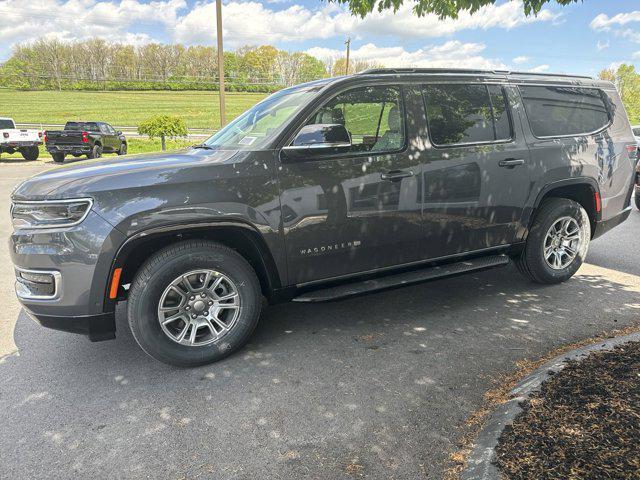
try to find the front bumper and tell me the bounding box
[25,310,116,342]
[10,210,126,340]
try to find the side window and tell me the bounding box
[423,83,512,146]
[106,124,116,134]
[99,124,110,134]
[304,85,405,154]
[519,86,610,137]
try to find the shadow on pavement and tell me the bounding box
[1,264,639,479]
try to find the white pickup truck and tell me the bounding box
[0,117,42,160]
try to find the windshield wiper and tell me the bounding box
[191,143,215,150]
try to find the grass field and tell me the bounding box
[0,138,196,161]
[0,89,267,129]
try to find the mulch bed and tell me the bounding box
[495,341,640,480]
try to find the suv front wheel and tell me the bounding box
[127,240,262,367]
[516,198,590,284]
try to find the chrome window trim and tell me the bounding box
[10,197,94,230]
[14,267,62,301]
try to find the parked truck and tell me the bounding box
[45,121,127,163]
[0,118,42,160]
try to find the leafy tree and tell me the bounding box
[296,53,328,83]
[599,64,640,124]
[329,0,579,18]
[138,115,188,151]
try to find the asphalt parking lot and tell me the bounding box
[1,161,639,479]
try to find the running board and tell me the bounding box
[292,255,510,303]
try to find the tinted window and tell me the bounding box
[424,84,511,146]
[65,122,100,132]
[306,85,404,154]
[520,86,610,137]
[0,119,14,129]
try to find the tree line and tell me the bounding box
[599,64,640,124]
[0,38,379,92]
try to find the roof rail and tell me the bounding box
[357,68,494,75]
[357,67,593,80]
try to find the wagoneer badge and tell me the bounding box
[300,240,362,256]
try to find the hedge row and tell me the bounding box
[0,78,283,93]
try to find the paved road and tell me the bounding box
[1,161,639,479]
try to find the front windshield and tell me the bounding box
[202,86,321,150]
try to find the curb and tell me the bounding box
[461,331,640,480]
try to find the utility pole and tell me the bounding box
[344,36,351,76]
[215,0,226,127]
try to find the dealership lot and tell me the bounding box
[1,162,639,479]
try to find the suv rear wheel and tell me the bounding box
[516,198,590,284]
[51,152,65,163]
[635,193,640,211]
[127,240,262,367]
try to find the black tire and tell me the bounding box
[88,144,102,159]
[516,198,590,284]
[635,193,640,211]
[127,240,262,367]
[51,152,65,163]
[117,142,127,156]
[20,146,39,161]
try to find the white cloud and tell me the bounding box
[590,11,640,30]
[0,0,186,52]
[590,11,640,43]
[307,41,508,70]
[513,56,529,64]
[529,64,550,73]
[0,0,560,60]
[596,40,610,51]
[173,0,560,47]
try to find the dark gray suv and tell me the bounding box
[10,69,638,366]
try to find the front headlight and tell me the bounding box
[11,198,93,229]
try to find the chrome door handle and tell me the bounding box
[381,170,414,181]
[499,158,525,168]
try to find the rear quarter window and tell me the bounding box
[520,86,610,138]
[0,119,14,129]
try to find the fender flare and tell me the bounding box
[103,219,282,312]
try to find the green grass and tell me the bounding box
[0,89,267,129]
[0,138,197,161]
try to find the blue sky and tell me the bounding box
[1,0,639,75]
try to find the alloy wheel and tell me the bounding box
[543,216,583,270]
[157,269,241,346]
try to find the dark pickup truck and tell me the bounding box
[45,121,127,163]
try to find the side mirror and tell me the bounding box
[116,131,123,135]
[282,124,351,161]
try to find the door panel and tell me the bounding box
[418,83,531,259]
[278,85,423,285]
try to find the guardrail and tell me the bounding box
[15,123,215,139]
